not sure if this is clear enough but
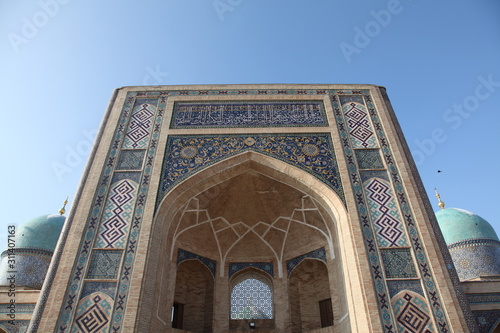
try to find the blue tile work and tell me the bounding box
[473,310,500,333]
[392,292,434,333]
[360,170,389,183]
[448,240,500,280]
[380,248,417,279]
[170,100,328,128]
[386,280,423,298]
[332,93,452,331]
[86,250,122,280]
[73,294,113,333]
[467,293,500,304]
[115,150,146,171]
[52,88,455,333]
[339,95,378,148]
[0,320,30,333]
[364,178,408,248]
[286,247,326,276]
[177,249,216,278]
[81,282,118,300]
[55,93,165,332]
[157,133,344,209]
[95,179,138,249]
[122,99,157,149]
[228,262,274,279]
[0,251,51,289]
[111,171,141,184]
[355,149,384,169]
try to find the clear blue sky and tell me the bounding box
[0,0,499,250]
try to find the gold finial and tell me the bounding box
[434,188,445,210]
[59,196,68,215]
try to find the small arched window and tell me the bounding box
[230,271,273,319]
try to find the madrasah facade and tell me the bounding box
[0,84,499,333]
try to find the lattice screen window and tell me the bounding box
[230,272,273,319]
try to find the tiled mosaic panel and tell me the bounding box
[392,292,434,333]
[355,148,384,169]
[0,252,51,289]
[332,92,453,331]
[231,277,273,319]
[115,150,146,171]
[157,134,344,210]
[386,280,423,298]
[96,179,138,249]
[0,320,30,333]
[55,93,167,332]
[467,293,500,304]
[229,262,274,278]
[365,178,408,247]
[380,248,417,279]
[72,293,113,333]
[81,282,117,301]
[177,249,216,278]
[170,100,328,128]
[286,247,326,276]
[449,242,500,280]
[339,95,378,148]
[111,171,141,184]
[473,310,500,333]
[122,98,157,149]
[86,250,122,280]
[360,169,389,183]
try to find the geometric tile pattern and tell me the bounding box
[360,169,389,183]
[170,100,328,128]
[115,150,146,171]
[392,292,434,333]
[52,88,455,333]
[381,248,418,279]
[86,250,122,280]
[228,262,274,279]
[334,92,452,331]
[473,310,500,333]
[177,248,217,278]
[122,100,156,149]
[55,92,165,332]
[355,148,384,169]
[73,294,113,333]
[0,252,51,289]
[449,241,500,281]
[340,96,377,148]
[96,179,138,248]
[157,134,344,210]
[365,178,408,247]
[387,280,424,298]
[81,282,117,300]
[286,247,326,276]
[467,293,500,304]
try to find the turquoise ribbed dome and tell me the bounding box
[16,214,65,252]
[435,208,499,245]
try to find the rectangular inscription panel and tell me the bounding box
[170,101,328,128]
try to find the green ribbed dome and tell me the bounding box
[16,214,65,252]
[435,208,499,245]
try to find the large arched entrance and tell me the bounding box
[138,152,358,332]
